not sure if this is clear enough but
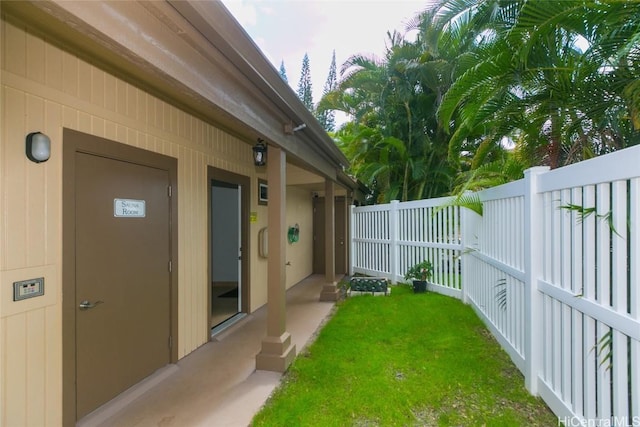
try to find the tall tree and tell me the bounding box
[278,60,288,83]
[316,50,337,132]
[297,53,314,111]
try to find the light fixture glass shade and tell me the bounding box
[253,139,267,166]
[26,132,51,163]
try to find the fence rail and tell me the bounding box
[350,145,640,424]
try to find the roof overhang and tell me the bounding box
[2,0,354,187]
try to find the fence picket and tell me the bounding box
[595,183,613,420]
[631,178,640,420]
[570,187,584,416]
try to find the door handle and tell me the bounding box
[79,300,104,310]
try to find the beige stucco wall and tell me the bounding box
[0,16,318,426]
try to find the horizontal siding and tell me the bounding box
[1,16,272,426]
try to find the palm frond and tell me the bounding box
[437,192,482,216]
[495,278,507,311]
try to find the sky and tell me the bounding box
[220,0,431,121]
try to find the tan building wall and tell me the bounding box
[249,186,315,308]
[0,15,319,426]
[249,201,270,312]
[285,186,315,287]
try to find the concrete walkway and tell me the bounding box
[78,275,339,427]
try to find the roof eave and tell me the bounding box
[7,0,349,181]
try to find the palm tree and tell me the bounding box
[433,0,640,171]
[325,1,639,203]
[321,23,456,202]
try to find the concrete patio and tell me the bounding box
[78,275,340,427]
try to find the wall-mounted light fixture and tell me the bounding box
[253,138,267,166]
[26,132,51,163]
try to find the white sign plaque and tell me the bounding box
[114,199,146,217]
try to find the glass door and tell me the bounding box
[211,180,241,328]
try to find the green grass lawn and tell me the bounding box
[252,285,557,426]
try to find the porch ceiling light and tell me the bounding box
[26,132,51,163]
[253,138,267,166]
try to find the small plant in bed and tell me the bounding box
[404,260,434,293]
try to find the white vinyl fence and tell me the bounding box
[350,145,640,425]
[350,197,466,299]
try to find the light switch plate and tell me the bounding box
[13,278,45,301]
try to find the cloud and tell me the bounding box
[223,0,258,26]
[222,0,429,114]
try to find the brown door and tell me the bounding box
[313,197,325,274]
[75,152,171,419]
[313,196,347,274]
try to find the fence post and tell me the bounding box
[349,204,355,277]
[459,201,481,305]
[523,166,549,395]
[389,200,399,283]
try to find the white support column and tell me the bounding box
[320,179,338,301]
[523,166,549,394]
[256,145,296,372]
[349,204,355,277]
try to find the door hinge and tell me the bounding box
[168,335,173,349]
[168,260,172,273]
[168,185,172,197]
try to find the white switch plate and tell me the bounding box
[13,278,45,301]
